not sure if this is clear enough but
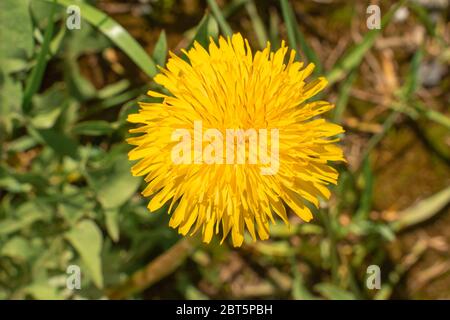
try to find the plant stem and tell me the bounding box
[107,236,201,299]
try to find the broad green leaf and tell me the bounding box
[0,202,48,236]
[26,282,62,300]
[30,84,67,129]
[105,208,120,242]
[87,153,141,209]
[65,220,103,288]
[0,0,34,62]
[29,127,79,159]
[0,73,23,135]
[0,166,32,193]
[58,185,95,225]
[1,236,35,261]
[6,136,38,153]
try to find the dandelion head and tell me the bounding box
[127,33,345,247]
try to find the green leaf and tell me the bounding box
[279,0,321,71]
[291,256,316,300]
[0,0,34,62]
[118,100,140,125]
[58,184,95,225]
[187,13,214,49]
[22,0,57,113]
[26,282,61,300]
[269,8,280,47]
[105,208,120,242]
[413,101,450,130]
[65,58,96,101]
[402,48,423,99]
[279,0,297,53]
[408,2,438,38]
[153,30,168,67]
[207,0,232,37]
[333,69,356,123]
[87,153,141,209]
[1,236,35,261]
[42,0,157,77]
[0,202,48,236]
[29,127,79,159]
[6,136,38,153]
[245,0,268,49]
[222,0,249,18]
[0,73,23,135]
[392,186,450,232]
[315,283,356,300]
[30,84,67,129]
[72,120,115,136]
[97,79,130,100]
[65,20,110,58]
[65,220,103,288]
[0,166,32,193]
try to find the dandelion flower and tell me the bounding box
[127,33,344,247]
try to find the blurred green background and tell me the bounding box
[0,0,449,300]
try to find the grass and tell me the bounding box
[0,0,449,300]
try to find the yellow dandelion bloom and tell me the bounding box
[127,33,345,247]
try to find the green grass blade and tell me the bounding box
[42,0,157,77]
[245,0,268,48]
[222,0,249,18]
[391,186,450,232]
[362,110,400,162]
[413,101,450,130]
[280,0,321,72]
[269,8,281,47]
[294,21,322,74]
[207,0,233,37]
[327,0,407,86]
[333,69,356,123]
[152,30,167,67]
[402,48,423,99]
[407,2,437,38]
[23,0,57,113]
[355,157,374,219]
[188,14,212,49]
[279,0,297,51]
